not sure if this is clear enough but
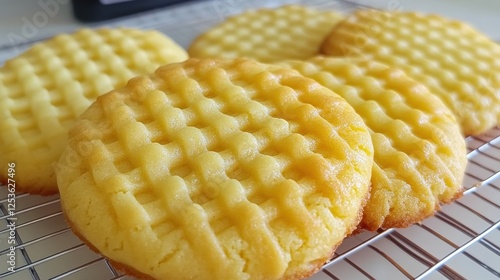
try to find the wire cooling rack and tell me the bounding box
[1,0,499,279]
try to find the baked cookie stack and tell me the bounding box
[1,3,493,280]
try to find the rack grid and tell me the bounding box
[1,1,499,279]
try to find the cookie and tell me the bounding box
[320,10,500,136]
[188,5,344,63]
[56,58,374,279]
[0,28,188,195]
[279,57,467,231]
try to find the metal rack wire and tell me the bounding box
[1,1,499,279]
[1,126,498,280]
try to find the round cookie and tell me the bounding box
[0,28,188,195]
[56,58,374,279]
[278,57,467,231]
[188,5,344,63]
[320,10,500,136]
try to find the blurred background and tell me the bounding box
[0,0,499,52]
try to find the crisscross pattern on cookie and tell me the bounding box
[0,28,188,194]
[57,58,373,279]
[188,5,344,63]
[321,10,500,136]
[280,57,467,230]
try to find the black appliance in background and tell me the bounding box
[71,0,197,22]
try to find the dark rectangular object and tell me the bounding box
[72,0,198,22]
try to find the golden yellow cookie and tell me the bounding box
[279,57,467,231]
[0,28,188,195]
[188,5,344,63]
[320,10,500,136]
[56,58,374,279]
